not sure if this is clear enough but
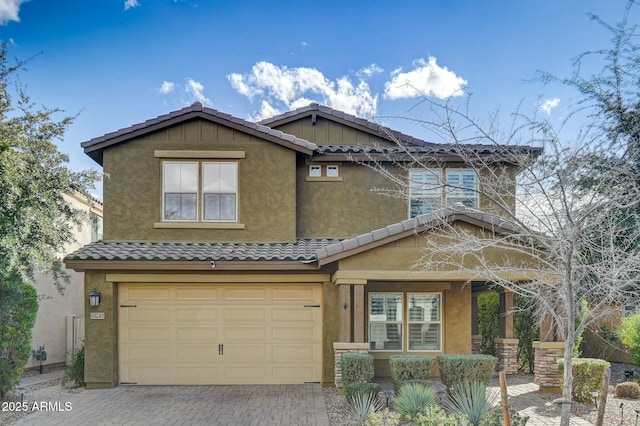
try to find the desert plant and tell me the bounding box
[557,358,610,403]
[437,354,497,390]
[441,381,498,426]
[363,407,401,426]
[341,353,375,386]
[615,381,640,399]
[479,408,529,426]
[618,313,640,365]
[345,382,381,404]
[414,405,471,426]
[395,379,431,394]
[61,345,85,388]
[348,390,383,425]
[389,355,433,391]
[393,382,436,420]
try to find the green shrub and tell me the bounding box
[441,381,498,426]
[618,313,640,365]
[479,408,529,426]
[393,382,436,420]
[61,345,85,388]
[615,381,640,399]
[395,379,431,394]
[414,405,471,426]
[437,354,497,389]
[363,407,401,426]
[347,390,383,424]
[513,294,538,374]
[557,358,610,403]
[341,353,374,386]
[478,293,500,356]
[389,355,433,390]
[0,281,38,398]
[345,382,381,404]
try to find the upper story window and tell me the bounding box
[326,165,339,177]
[163,161,237,222]
[90,213,103,242]
[409,168,478,218]
[309,165,322,177]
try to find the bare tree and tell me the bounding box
[363,4,640,425]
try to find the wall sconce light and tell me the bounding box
[89,289,101,307]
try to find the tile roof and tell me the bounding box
[81,103,317,165]
[65,239,340,263]
[258,103,436,148]
[316,205,521,262]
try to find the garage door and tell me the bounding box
[118,283,322,385]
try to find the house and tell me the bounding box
[64,102,541,389]
[26,193,102,370]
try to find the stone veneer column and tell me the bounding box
[494,338,519,375]
[533,341,565,392]
[333,342,370,387]
[471,335,483,354]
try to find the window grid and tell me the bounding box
[369,293,403,351]
[407,293,442,352]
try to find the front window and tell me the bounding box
[446,169,479,208]
[409,168,442,217]
[163,161,237,221]
[369,292,442,352]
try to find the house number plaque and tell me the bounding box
[90,312,105,320]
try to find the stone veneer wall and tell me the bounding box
[472,335,483,354]
[494,338,519,375]
[533,341,566,392]
[333,342,370,387]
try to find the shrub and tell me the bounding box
[615,381,640,399]
[437,354,497,389]
[479,408,529,426]
[345,382,381,404]
[347,390,383,425]
[393,382,436,420]
[413,405,471,426]
[389,355,433,389]
[395,379,431,394]
[363,407,401,426]
[61,345,85,388]
[557,358,610,403]
[478,292,499,356]
[0,281,38,398]
[341,353,374,386]
[441,381,498,426]
[618,313,640,365]
[513,294,538,374]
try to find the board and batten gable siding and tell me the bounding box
[271,115,391,146]
[102,118,297,242]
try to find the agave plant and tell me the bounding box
[347,390,383,425]
[393,382,436,420]
[441,381,498,426]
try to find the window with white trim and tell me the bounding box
[369,293,403,351]
[409,168,478,218]
[163,161,237,221]
[327,165,339,177]
[309,165,321,177]
[369,292,443,352]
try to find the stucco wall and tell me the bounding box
[102,119,297,243]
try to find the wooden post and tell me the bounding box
[338,285,351,342]
[499,371,511,426]
[595,368,611,426]
[353,285,365,343]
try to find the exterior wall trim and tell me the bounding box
[106,273,331,283]
[154,150,246,159]
[67,260,320,272]
[153,222,246,229]
[332,270,455,285]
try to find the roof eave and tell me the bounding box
[64,259,320,272]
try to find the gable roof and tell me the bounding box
[81,103,317,165]
[316,204,521,265]
[258,102,435,148]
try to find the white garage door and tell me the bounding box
[118,283,322,385]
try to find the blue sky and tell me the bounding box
[0,0,637,198]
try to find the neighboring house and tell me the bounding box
[26,193,103,369]
[64,102,540,389]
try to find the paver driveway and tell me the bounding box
[11,383,329,426]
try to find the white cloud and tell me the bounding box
[539,97,560,114]
[0,0,27,25]
[159,81,175,94]
[227,61,378,120]
[358,63,383,78]
[384,57,467,100]
[124,0,140,11]
[185,78,211,105]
